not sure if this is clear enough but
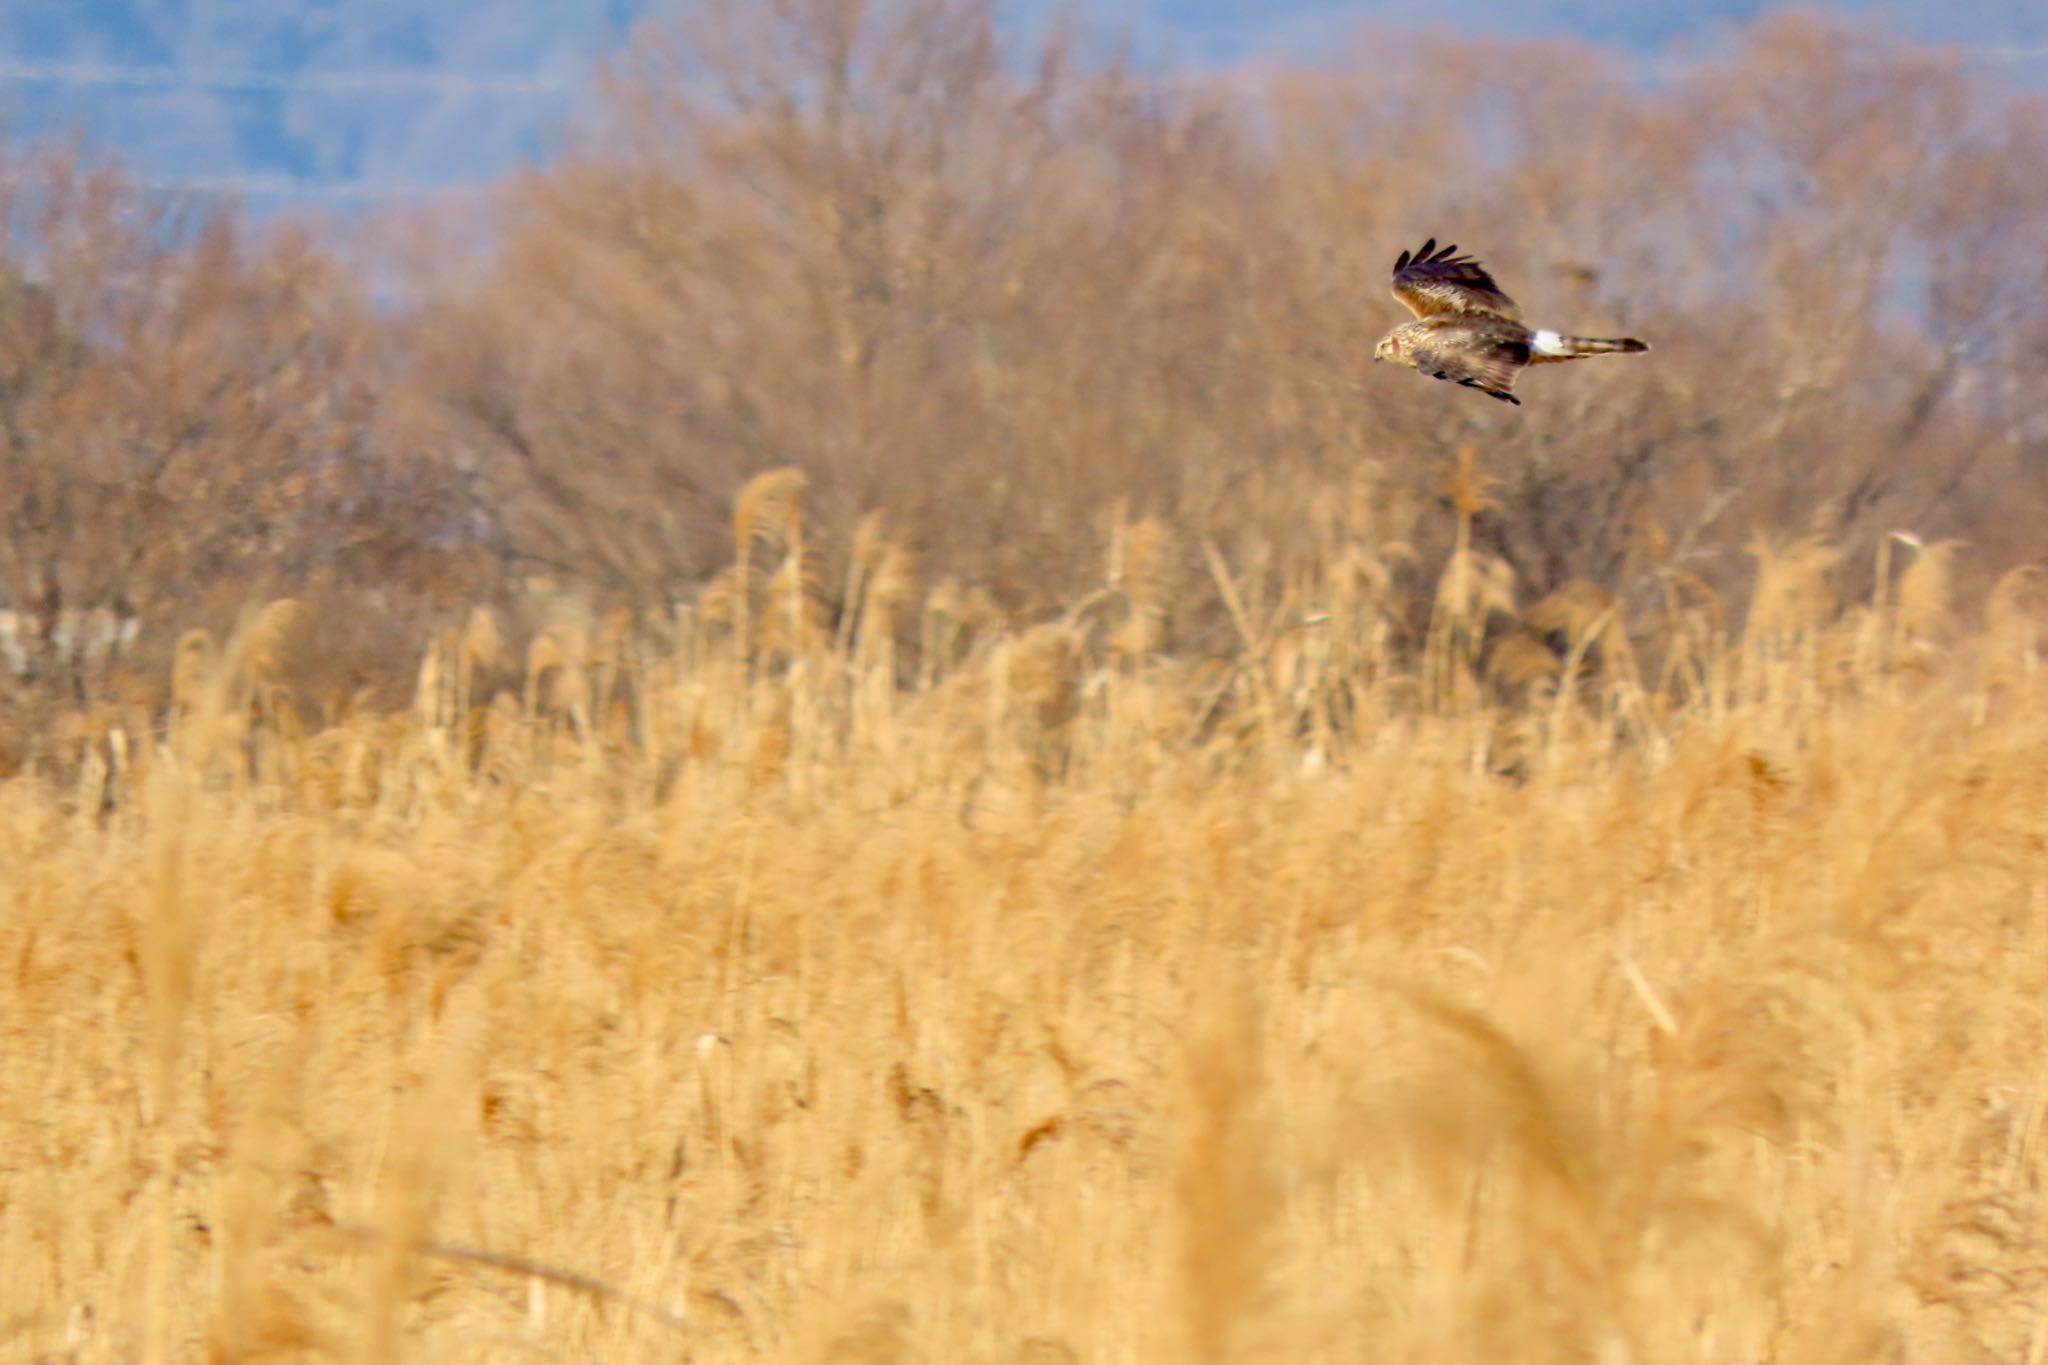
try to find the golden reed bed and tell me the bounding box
[3,473,2045,1364]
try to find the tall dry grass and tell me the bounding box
[3,466,2044,1363]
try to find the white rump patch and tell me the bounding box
[1531,328,1569,356]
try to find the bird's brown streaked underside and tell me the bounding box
[1372,238,1648,406]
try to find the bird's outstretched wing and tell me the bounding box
[1391,239,1520,322]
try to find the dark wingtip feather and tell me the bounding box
[1395,249,1411,271]
[1417,236,1436,259]
[1619,338,1649,353]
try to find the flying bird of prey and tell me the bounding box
[1372,239,1648,406]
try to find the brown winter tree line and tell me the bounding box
[0,2,2043,713]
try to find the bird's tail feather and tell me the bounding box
[1530,328,1649,361]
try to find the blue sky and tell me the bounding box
[1,1,2043,207]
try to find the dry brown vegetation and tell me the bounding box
[5,468,2047,1363]
[3,3,2048,1361]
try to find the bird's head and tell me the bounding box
[1373,335,1401,366]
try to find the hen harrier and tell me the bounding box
[1372,239,1648,406]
